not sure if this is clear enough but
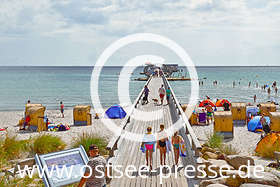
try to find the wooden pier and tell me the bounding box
[107,76,202,187]
[135,77,191,81]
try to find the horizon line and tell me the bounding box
[0,65,280,67]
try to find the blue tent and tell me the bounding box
[246,107,259,116]
[105,105,126,119]
[247,116,270,132]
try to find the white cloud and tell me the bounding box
[0,0,279,65]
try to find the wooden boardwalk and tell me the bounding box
[107,76,202,187]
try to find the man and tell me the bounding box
[143,85,150,105]
[166,87,171,105]
[78,145,107,187]
[158,84,165,105]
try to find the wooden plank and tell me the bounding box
[108,76,200,187]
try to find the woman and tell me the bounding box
[157,124,168,166]
[141,127,156,170]
[172,131,182,165]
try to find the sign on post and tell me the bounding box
[35,145,89,187]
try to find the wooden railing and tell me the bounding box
[106,76,152,157]
[162,75,202,157]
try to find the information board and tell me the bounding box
[35,145,89,187]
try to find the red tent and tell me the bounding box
[216,99,231,107]
[199,100,215,107]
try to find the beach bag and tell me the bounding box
[166,139,172,153]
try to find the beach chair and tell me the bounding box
[198,112,207,125]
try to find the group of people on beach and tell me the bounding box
[141,124,184,170]
[19,100,65,131]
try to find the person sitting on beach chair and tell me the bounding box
[260,114,271,138]
[20,115,30,130]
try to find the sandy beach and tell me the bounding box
[0,109,123,147]
[0,107,273,158]
[192,123,261,156]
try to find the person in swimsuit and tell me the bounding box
[157,124,168,165]
[166,87,171,105]
[158,85,165,105]
[60,101,64,118]
[205,104,213,124]
[141,127,156,170]
[171,131,182,165]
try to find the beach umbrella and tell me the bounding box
[199,100,215,107]
[215,99,231,107]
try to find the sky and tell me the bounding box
[0,0,280,66]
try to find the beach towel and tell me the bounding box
[199,113,207,123]
[166,139,172,153]
[179,138,187,157]
[141,133,156,153]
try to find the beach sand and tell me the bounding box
[192,123,261,156]
[0,109,275,167]
[192,122,276,167]
[0,110,123,147]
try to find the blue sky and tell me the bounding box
[0,0,279,66]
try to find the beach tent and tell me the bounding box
[199,100,215,107]
[246,107,259,117]
[216,99,231,107]
[255,132,280,158]
[247,116,270,132]
[105,105,126,119]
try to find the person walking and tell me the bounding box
[143,85,150,105]
[60,101,64,118]
[157,124,168,166]
[78,145,107,187]
[254,95,257,103]
[166,87,171,105]
[141,127,156,170]
[171,132,183,165]
[158,84,166,105]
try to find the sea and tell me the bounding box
[0,66,279,111]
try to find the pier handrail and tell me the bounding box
[106,76,153,157]
[162,75,202,156]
